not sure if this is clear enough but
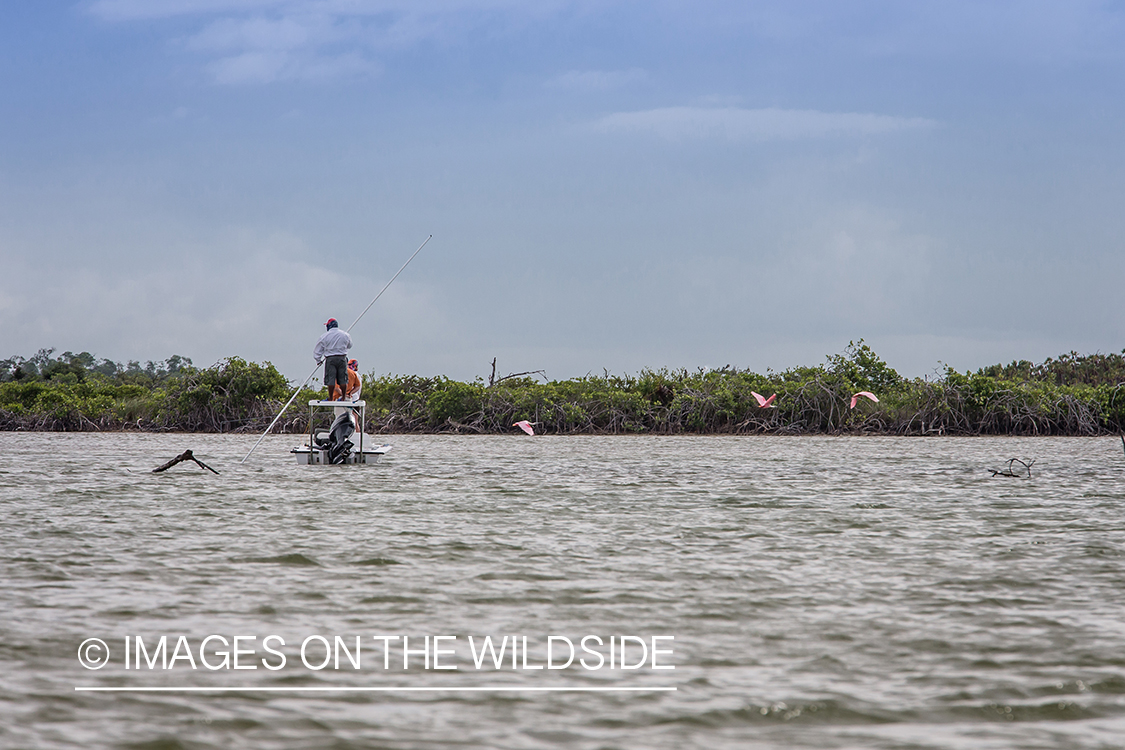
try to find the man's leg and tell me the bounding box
[325,357,341,400]
[330,357,348,401]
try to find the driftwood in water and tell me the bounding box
[990,458,1034,478]
[153,450,219,475]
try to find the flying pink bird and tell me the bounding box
[850,391,879,409]
[513,420,535,435]
[751,391,777,408]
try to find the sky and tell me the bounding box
[1,0,1123,384]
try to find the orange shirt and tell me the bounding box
[331,369,361,400]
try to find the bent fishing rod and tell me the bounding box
[240,234,432,464]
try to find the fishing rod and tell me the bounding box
[240,234,432,464]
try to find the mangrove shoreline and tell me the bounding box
[3,342,1125,436]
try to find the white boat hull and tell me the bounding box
[293,400,391,465]
[290,443,391,465]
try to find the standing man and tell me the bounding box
[313,318,352,401]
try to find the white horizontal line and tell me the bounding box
[75,686,676,693]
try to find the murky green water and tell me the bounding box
[2,433,1124,749]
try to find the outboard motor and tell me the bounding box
[315,411,355,464]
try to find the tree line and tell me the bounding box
[2,342,1125,435]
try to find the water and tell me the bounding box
[2,433,1124,749]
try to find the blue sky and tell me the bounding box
[2,1,1123,382]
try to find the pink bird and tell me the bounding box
[850,391,879,409]
[751,391,777,408]
[513,420,535,436]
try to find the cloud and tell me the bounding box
[88,0,285,21]
[547,68,647,92]
[204,49,379,84]
[88,0,550,84]
[596,106,936,141]
[182,13,381,83]
[774,207,937,330]
[187,14,313,52]
[0,230,420,379]
[88,0,559,22]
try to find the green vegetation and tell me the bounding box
[3,341,1125,435]
[0,350,288,431]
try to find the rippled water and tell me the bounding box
[2,433,1124,749]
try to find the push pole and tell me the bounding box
[240,235,432,463]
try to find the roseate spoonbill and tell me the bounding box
[513,420,536,435]
[751,391,777,408]
[850,391,879,409]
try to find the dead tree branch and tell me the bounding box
[153,449,220,474]
[990,458,1034,478]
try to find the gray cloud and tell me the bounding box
[0,228,445,380]
[9,0,1120,382]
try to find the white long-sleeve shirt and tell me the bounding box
[313,328,352,361]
